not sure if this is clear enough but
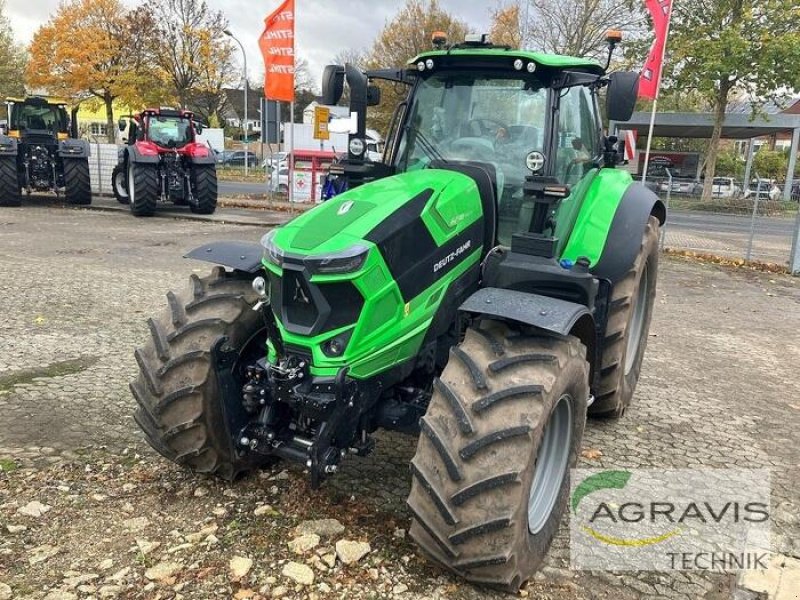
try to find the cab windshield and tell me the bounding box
[10,102,68,133]
[147,115,192,148]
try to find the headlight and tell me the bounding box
[348,137,365,156]
[304,244,369,274]
[260,229,285,267]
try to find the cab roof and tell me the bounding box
[409,48,605,76]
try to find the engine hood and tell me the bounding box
[271,168,475,256]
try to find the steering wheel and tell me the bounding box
[462,117,509,139]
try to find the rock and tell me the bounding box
[91,494,107,502]
[97,559,114,571]
[122,517,149,531]
[335,540,371,565]
[282,562,314,586]
[318,582,332,594]
[393,528,406,540]
[5,525,26,534]
[0,582,11,600]
[393,583,409,595]
[275,470,290,480]
[295,518,345,538]
[17,500,51,518]
[167,543,193,554]
[98,585,122,598]
[212,507,227,517]
[321,553,336,568]
[106,567,130,582]
[121,483,136,493]
[185,524,218,543]
[43,591,76,600]
[136,540,161,555]
[288,534,320,554]
[193,487,208,498]
[28,544,59,565]
[254,505,277,517]
[144,561,182,582]
[229,556,253,579]
[271,585,288,598]
[204,534,220,546]
[63,574,99,589]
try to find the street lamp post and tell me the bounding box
[224,29,249,176]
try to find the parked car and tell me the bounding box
[268,166,289,194]
[711,177,740,198]
[658,178,702,196]
[215,150,235,164]
[743,179,781,202]
[224,151,259,167]
[263,151,288,170]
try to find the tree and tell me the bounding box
[753,149,789,182]
[667,0,800,200]
[489,3,522,48]
[491,0,643,59]
[0,0,26,105]
[367,0,469,134]
[145,0,236,123]
[26,0,157,142]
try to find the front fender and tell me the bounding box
[185,241,264,273]
[58,138,90,158]
[0,135,18,156]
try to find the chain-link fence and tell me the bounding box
[637,174,800,269]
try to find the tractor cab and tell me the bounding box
[6,96,70,142]
[120,108,202,151]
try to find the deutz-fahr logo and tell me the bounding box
[433,240,472,273]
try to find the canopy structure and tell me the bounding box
[611,111,800,203]
[611,110,800,274]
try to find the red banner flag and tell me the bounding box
[639,0,672,100]
[259,0,295,102]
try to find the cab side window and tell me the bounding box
[555,86,600,184]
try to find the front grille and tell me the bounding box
[269,267,364,336]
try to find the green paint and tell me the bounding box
[561,168,633,265]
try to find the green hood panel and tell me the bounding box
[275,169,470,255]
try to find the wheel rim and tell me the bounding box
[115,169,128,198]
[128,163,135,205]
[624,262,649,375]
[528,394,573,535]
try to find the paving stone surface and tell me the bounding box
[1,203,798,599]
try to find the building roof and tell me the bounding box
[615,111,800,140]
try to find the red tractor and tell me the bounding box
[112,108,217,216]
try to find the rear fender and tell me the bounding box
[459,287,595,377]
[185,241,264,273]
[129,143,161,165]
[184,143,216,165]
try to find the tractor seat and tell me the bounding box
[429,159,498,254]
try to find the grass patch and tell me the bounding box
[667,196,798,216]
[216,166,269,182]
[0,356,99,392]
[0,458,18,472]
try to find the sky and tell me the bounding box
[6,0,492,89]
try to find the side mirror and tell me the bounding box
[366,85,381,107]
[606,71,639,122]
[195,121,204,135]
[118,118,127,132]
[321,64,345,105]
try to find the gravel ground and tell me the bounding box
[1,203,799,600]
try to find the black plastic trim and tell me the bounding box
[184,241,264,273]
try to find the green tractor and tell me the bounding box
[131,34,664,589]
[0,96,91,207]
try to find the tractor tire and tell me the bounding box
[131,267,271,480]
[190,165,217,215]
[112,163,129,204]
[0,156,21,207]
[589,216,659,418]
[129,161,159,217]
[407,321,589,591]
[63,158,91,205]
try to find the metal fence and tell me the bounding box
[638,174,800,271]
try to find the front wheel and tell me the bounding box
[63,158,91,205]
[112,163,129,204]
[590,216,659,418]
[407,321,589,591]
[131,267,272,479]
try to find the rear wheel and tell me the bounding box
[190,165,217,214]
[112,163,129,204]
[63,158,91,205]
[129,161,159,217]
[407,321,588,591]
[0,156,21,207]
[589,216,659,418]
[131,267,271,479]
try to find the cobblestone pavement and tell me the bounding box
[1,204,799,599]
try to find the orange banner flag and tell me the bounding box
[259,0,295,102]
